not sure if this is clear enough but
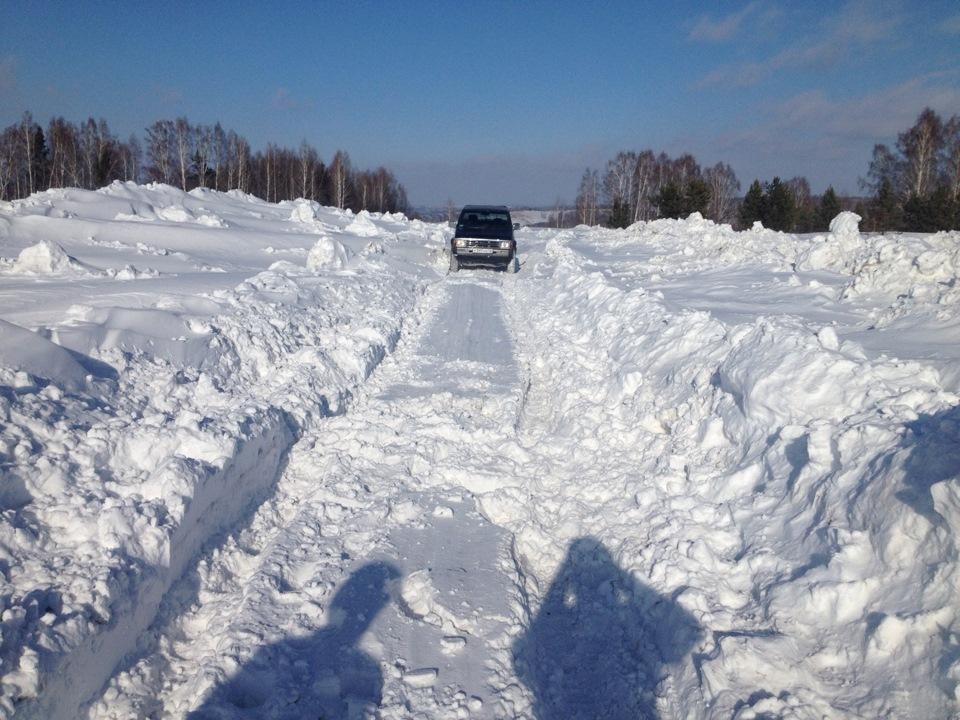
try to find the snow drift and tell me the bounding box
[0,183,439,719]
[1,188,959,719]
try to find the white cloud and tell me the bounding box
[703,72,960,191]
[688,2,763,42]
[697,0,900,88]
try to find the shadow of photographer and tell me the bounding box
[188,561,399,720]
[513,537,701,720]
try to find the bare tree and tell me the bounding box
[298,140,318,199]
[898,108,943,198]
[173,117,192,190]
[943,114,960,203]
[704,162,740,224]
[372,167,391,212]
[603,151,636,214]
[0,128,16,199]
[47,117,73,188]
[193,124,212,188]
[328,150,352,209]
[671,153,700,189]
[632,150,657,221]
[785,176,811,212]
[552,197,568,228]
[21,112,36,195]
[862,143,900,195]
[576,168,600,225]
[146,120,175,185]
[120,134,141,182]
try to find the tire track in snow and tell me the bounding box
[93,272,530,719]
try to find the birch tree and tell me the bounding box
[174,117,192,190]
[898,108,943,199]
[704,162,740,224]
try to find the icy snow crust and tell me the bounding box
[1,191,959,718]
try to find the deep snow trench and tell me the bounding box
[2,186,959,719]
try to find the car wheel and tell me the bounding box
[506,256,518,274]
[449,252,459,273]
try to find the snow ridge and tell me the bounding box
[0,185,440,719]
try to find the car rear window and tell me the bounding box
[456,210,512,239]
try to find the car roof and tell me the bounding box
[460,205,510,212]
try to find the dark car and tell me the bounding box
[449,205,518,272]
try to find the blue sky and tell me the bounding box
[2,0,959,205]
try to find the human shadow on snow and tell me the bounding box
[898,404,960,524]
[188,561,399,720]
[513,537,701,720]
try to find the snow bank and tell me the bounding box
[4,185,960,718]
[0,185,442,719]
[496,233,959,718]
[624,212,799,273]
[842,230,960,307]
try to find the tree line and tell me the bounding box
[0,112,409,213]
[861,108,960,232]
[576,151,741,228]
[577,108,960,232]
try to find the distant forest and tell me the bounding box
[0,113,409,214]
[3,109,958,233]
[575,108,960,233]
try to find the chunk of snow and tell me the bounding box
[401,667,438,688]
[11,240,92,275]
[344,211,380,237]
[306,235,350,271]
[156,205,193,223]
[829,210,861,239]
[289,198,320,223]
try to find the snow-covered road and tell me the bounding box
[2,186,959,719]
[94,276,527,719]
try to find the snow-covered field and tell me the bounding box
[1,185,958,719]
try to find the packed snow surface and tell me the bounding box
[1,185,959,719]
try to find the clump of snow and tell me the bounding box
[796,211,865,272]
[155,205,193,223]
[195,213,226,228]
[288,198,321,223]
[344,210,380,237]
[362,240,386,256]
[830,210,862,239]
[104,264,160,280]
[306,235,351,271]
[10,240,93,275]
